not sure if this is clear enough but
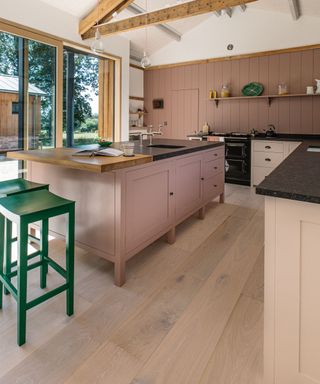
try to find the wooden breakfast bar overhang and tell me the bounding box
[8,139,225,286]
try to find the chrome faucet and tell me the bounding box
[139,125,163,146]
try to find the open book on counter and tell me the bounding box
[72,148,124,157]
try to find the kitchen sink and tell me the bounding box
[147,144,186,149]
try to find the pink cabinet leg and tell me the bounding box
[198,206,206,220]
[166,227,176,244]
[114,259,126,287]
[219,192,225,204]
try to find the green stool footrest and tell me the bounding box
[0,272,17,299]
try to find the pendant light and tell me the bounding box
[91,0,105,53]
[141,51,151,69]
[141,0,151,68]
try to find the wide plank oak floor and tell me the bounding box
[0,184,264,384]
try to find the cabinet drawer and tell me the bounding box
[203,146,224,162]
[203,172,224,202]
[253,141,284,153]
[253,151,284,168]
[203,157,224,179]
[252,166,272,186]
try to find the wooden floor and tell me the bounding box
[0,184,265,384]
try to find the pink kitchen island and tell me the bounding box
[8,139,225,286]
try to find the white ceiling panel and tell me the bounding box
[38,0,320,57]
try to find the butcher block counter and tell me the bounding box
[7,139,225,286]
[7,147,152,173]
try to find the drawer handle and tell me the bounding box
[214,153,218,157]
[214,184,218,188]
[265,158,271,162]
[201,177,204,181]
[214,166,218,170]
[170,192,174,196]
[265,146,271,149]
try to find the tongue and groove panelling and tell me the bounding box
[144,48,320,139]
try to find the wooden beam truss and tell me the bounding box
[81,0,257,40]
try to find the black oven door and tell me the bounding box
[225,142,246,159]
[225,159,250,186]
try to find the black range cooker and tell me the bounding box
[208,132,251,186]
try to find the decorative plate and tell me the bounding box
[241,82,264,97]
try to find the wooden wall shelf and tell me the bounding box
[129,96,144,101]
[210,93,320,107]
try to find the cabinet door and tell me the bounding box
[252,166,272,186]
[175,154,202,221]
[289,141,301,155]
[125,162,174,253]
[171,89,199,139]
[265,198,320,384]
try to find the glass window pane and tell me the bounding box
[63,49,101,147]
[0,31,22,179]
[28,40,56,149]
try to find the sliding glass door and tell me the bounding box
[63,47,114,147]
[0,27,60,180]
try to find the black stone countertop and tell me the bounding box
[113,138,224,161]
[256,141,320,204]
[187,132,320,142]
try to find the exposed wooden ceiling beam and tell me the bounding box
[81,0,257,40]
[288,0,301,20]
[79,0,134,36]
[127,3,182,42]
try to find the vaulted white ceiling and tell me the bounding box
[39,0,320,58]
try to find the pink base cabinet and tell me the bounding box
[28,146,225,286]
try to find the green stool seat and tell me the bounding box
[0,189,75,346]
[0,178,49,296]
[0,178,49,198]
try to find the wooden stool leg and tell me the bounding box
[40,219,48,289]
[0,214,4,309]
[66,207,75,317]
[4,219,12,295]
[17,221,28,346]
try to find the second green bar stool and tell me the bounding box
[0,189,75,346]
[0,179,49,294]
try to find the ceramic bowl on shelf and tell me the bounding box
[242,82,264,96]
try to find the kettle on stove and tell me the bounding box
[264,124,277,137]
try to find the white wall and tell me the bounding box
[0,0,130,140]
[150,7,320,66]
[129,67,144,98]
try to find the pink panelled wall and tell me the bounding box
[144,48,320,138]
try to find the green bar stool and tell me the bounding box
[0,179,49,295]
[0,189,75,346]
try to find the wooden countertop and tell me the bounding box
[7,148,153,173]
